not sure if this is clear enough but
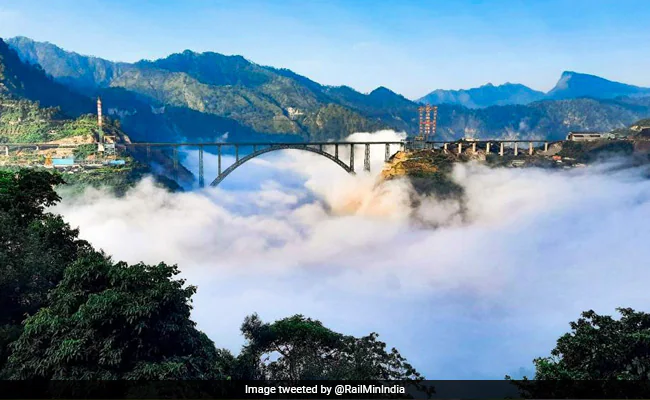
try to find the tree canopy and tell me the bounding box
[0,168,421,383]
[237,313,422,381]
[533,308,650,380]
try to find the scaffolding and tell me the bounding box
[414,105,437,148]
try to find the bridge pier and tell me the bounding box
[499,143,504,156]
[472,142,476,154]
[486,143,491,154]
[335,144,339,159]
[235,145,239,162]
[529,142,534,155]
[364,143,370,172]
[514,143,518,156]
[544,142,549,152]
[146,145,151,162]
[3,146,8,156]
[172,147,179,181]
[218,145,222,175]
[349,144,354,171]
[458,143,462,154]
[198,145,204,188]
[385,143,390,162]
[444,143,448,153]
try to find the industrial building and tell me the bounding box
[566,132,614,141]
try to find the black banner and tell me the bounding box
[1,380,650,399]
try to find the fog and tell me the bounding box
[53,130,650,379]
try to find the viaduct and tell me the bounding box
[2,139,560,187]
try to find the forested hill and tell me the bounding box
[7,36,650,142]
[0,39,93,117]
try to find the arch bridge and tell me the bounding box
[2,139,565,187]
[120,141,406,187]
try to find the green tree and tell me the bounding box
[0,169,88,373]
[0,169,66,223]
[507,308,650,398]
[532,308,650,380]
[237,313,422,380]
[5,251,224,380]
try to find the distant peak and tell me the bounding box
[370,86,394,94]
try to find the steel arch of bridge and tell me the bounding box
[209,144,357,187]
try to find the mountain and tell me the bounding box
[6,36,650,143]
[7,37,415,142]
[420,72,650,108]
[0,39,93,117]
[546,71,650,100]
[418,83,545,109]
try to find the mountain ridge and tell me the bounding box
[6,36,650,143]
[419,71,650,108]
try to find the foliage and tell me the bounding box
[238,313,423,381]
[532,308,650,380]
[5,252,224,380]
[72,143,97,160]
[0,169,89,373]
[506,308,650,398]
[0,169,65,222]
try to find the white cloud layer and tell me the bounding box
[53,130,650,379]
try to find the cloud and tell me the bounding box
[52,130,650,379]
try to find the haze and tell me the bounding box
[53,131,650,379]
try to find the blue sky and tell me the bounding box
[1,0,649,99]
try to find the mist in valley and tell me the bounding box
[52,130,650,379]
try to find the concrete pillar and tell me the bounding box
[514,143,518,156]
[335,144,339,159]
[472,142,476,154]
[218,145,222,175]
[499,142,504,156]
[3,146,8,156]
[544,142,549,152]
[444,143,448,153]
[458,143,462,154]
[529,142,534,155]
[486,143,491,154]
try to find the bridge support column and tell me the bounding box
[235,145,239,162]
[218,145,222,175]
[486,143,491,154]
[198,145,204,188]
[349,144,355,172]
[385,143,390,162]
[146,145,151,162]
[3,146,8,156]
[544,142,549,152]
[458,143,462,154]
[253,144,257,152]
[499,143,504,156]
[364,143,370,172]
[472,143,476,154]
[514,143,518,156]
[173,147,179,181]
[529,142,534,155]
[444,143,448,153]
[319,144,323,152]
[335,144,339,159]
